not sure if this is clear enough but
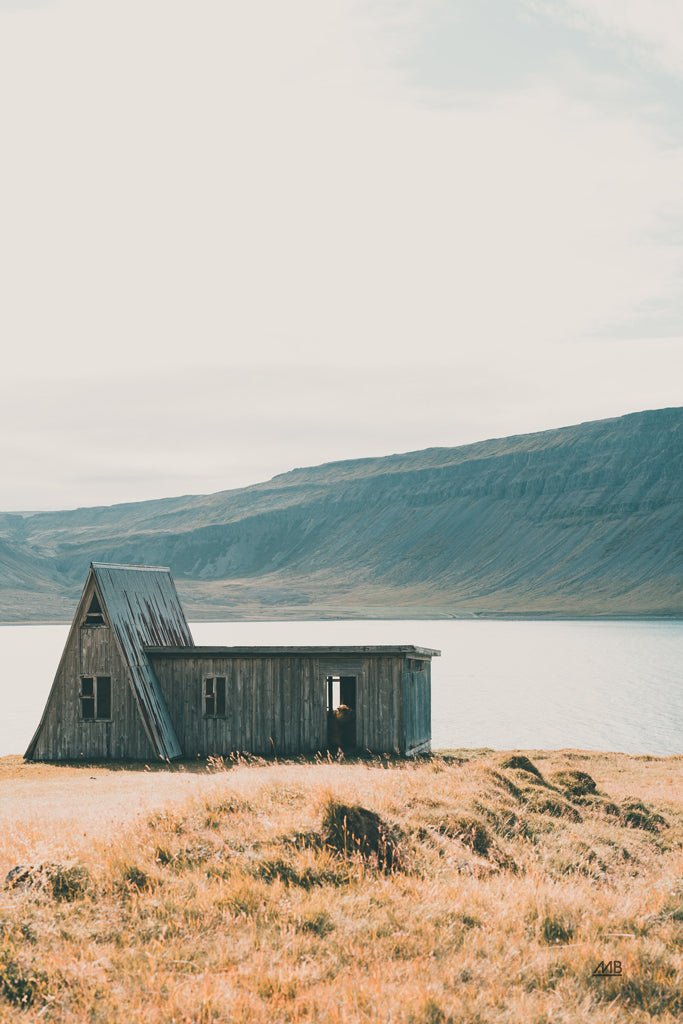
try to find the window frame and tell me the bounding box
[82,593,106,627]
[203,676,227,718]
[79,675,112,722]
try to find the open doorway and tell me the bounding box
[326,675,357,751]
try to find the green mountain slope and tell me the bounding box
[1,408,681,621]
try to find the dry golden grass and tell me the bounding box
[0,749,682,1023]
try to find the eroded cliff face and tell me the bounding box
[1,408,681,620]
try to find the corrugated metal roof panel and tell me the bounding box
[92,563,193,760]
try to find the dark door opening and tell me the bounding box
[326,675,357,751]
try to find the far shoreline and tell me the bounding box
[2,612,683,627]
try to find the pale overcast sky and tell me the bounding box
[1,0,682,510]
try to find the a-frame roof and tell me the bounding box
[26,563,192,761]
[92,562,193,652]
[90,563,192,760]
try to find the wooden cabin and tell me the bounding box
[25,563,439,762]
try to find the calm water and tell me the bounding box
[1,620,681,758]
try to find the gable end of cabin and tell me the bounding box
[25,569,156,761]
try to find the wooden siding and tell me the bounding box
[29,577,155,761]
[152,654,325,757]
[151,652,412,756]
[403,659,431,755]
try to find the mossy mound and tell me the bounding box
[572,793,621,817]
[619,798,668,833]
[321,798,400,872]
[435,813,517,872]
[500,755,545,780]
[550,769,597,796]
[522,791,583,822]
[3,862,91,902]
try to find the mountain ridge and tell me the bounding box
[1,407,681,622]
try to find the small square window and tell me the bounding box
[204,676,226,717]
[80,676,112,721]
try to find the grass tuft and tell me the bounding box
[320,797,401,872]
[407,995,454,1024]
[289,908,334,935]
[618,797,668,832]
[548,840,608,879]
[115,861,156,893]
[550,769,597,796]
[0,945,51,1007]
[499,755,544,780]
[538,908,576,945]
[253,855,349,889]
[522,791,583,822]
[3,862,91,902]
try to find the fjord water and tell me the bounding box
[1,620,681,759]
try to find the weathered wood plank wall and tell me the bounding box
[403,659,431,755]
[31,621,433,760]
[31,578,155,760]
[151,651,414,756]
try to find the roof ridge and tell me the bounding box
[91,562,171,572]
